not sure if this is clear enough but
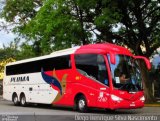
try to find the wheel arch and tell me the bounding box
[74,92,88,107]
[19,92,25,100]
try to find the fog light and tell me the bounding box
[140,96,145,102]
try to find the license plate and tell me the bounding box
[130,103,135,106]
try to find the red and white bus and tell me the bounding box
[3,43,151,112]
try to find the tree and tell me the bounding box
[16,42,37,60]
[0,40,18,80]
[0,58,15,80]
[1,0,121,53]
[112,0,160,102]
[0,0,43,55]
[1,0,160,102]
[1,0,160,54]
[0,40,19,60]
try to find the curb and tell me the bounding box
[144,104,160,107]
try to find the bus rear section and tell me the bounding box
[3,54,73,106]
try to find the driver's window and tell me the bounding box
[97,55,109,85]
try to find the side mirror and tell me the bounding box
[134,56,151,70]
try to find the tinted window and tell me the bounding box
[6,55,71,75]
[75,54,109,86]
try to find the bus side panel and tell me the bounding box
[43,69,98,106]
[3,72,59,104]
[4,68,110,109]
[53,82,99,107]
[3,76,13,101]
[52,70,110,109]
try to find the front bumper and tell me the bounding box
[109,99,144,110]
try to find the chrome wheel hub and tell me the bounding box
[78,99,85,110]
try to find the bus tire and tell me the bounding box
[12,93,19,106]
[76,95,88,113]
[20,94,27,107]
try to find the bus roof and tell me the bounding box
[6,43,132,66]
[75,43,132,55]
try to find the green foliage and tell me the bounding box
[1,0,122,53]
[3,0,35,22]
[17,43,36,60]
[1,0,39,22]
[1,0,160,57]
[115,0,160,57]
[21,0,93,52]
[0,40,19,61]
[0,40,35,61]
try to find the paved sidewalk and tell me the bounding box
[0,95,3,101]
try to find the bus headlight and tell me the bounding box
[140,96,145,102]
[111,95,123,101]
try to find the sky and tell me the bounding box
[152,55,160,68]
[0,18,17,48]
[151,48,160,69]
[0,30,16,48]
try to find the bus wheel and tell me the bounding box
[12,94,19,106]
[20,94,27,106]
[77,95,88,112]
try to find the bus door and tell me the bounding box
[96,55,110,108]
[75,54,110,107]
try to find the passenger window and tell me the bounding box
[75,54,109,86]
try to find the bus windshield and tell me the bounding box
[108,54,143,92]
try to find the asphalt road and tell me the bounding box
[0,97,160,121]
